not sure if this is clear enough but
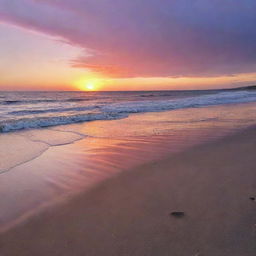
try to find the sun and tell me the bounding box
[85,82,95,90]
[75,77,104,91]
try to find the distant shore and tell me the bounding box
[1,126,256,255]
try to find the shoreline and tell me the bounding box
[1,101,256,173]
[3,102,254,233]
[1,126,256,255]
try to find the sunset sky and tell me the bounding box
[0,0,256,91]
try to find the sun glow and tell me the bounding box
[85,82,95,90]
[75,77,104,91]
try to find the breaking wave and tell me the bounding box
[1,90,256,132]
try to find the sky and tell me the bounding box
[0,0,256,91]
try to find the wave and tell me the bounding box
[66,98,90,102]
[0,112,128,133]
[0,98,93,105]
[1,90,256,132]
[102,91,256,113]
[8,106,99,116]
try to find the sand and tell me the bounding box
[1,128,256,256]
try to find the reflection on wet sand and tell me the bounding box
[1,102,256,232]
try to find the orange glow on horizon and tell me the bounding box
[71,72,256,91]
[1,72,256,91]
[74,77,104,91]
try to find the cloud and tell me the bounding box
[1,0,256,77]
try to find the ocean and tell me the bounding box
[1,89,256,132]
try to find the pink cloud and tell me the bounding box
[1,0,256,78]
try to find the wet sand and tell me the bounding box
[2,104,247,232]
[1,127,256,255]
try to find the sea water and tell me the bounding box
[1,89,256,132]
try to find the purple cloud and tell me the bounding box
[1,0,256,77]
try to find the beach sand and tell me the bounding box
[1,127,256,256]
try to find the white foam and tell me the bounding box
[0,134,49,173]
[0,112,128,133]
